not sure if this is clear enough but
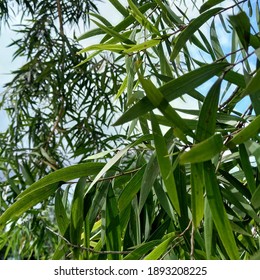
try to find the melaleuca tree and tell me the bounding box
[1,0,260,260]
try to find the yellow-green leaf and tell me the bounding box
[123,39,161,54]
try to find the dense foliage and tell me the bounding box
[0,0,260,260]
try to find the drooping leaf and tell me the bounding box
[239,144,256,194]
[150,112,180,215]
[196,78,222,141]
[105,184,122,260]
[200,0,225,13]
[191,163,205,228]
[87,135,153,193]
[70,178,86,259]
[123,39,161,54]
[109,0,129,17]
[127,0,161,36]
[0,163,106,227]
[204,162,239,260]
[55,190,69,235]
[170,7,223,60]
[229,12,251,52]
[140,76,194,138]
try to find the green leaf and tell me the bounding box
[200,0,225,13]
[114,62,229,126]
[106,184,122,260]
[87,135,153,192]
[139,153,159,212]
[170,8,223,61]
[55,190,69,235]
[109,0,129,17]
[127,0,161,36]
[118,165,146,212]
[144,232,175,260]
[70,178,86,259]
[78,43,126,54]
[227,115,260,148]
[204,198,213,259]
[123,39,161,54]
[140,76,194,138]
[91,19,134,44]
[229,12,251,52]
[210,20,226,59]
[242,68,260,114]
[179,133,223,164]
[204,162,239,260]
[150,113,180,215]
[0,182,60,229]
[77,28,105,41]
[239,144,256,194]
[123,240,160,260]
[0,163,106,227]
[251,186,260,209]
[196,78,222,141]
[191,163,205,228]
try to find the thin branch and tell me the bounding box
[46,226,132,255]
[56,0,64,36]
[190,222,195,260]
[160,220,192,260]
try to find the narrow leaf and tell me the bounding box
[196,78,222,141]
[140,76,194,138]
[171,8,223,60]
[123,39,161,54]
[191,163,205,228]
[179,133,223,164]
[87,135,153,192]
[70,178,86,259]
[106,184,122,260]
[128,0,161,36]
[227,115,260,148]
[229,12,250,52]
[200,0,225,13]
[109,0,129,17]
[144,233,175,260]
[0,163,106,227]
[204,162,239,259]
[55,190,69,235]
[150,113,180,215]
[114,62,229,126]
[239,144,256,194]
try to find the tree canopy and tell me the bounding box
[0,0,260,260]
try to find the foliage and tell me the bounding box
[0,0,260,260]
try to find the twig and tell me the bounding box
[46,226,132,255]
[56,0,64,36]
[160,220,192,260]
[190,222,195,260]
